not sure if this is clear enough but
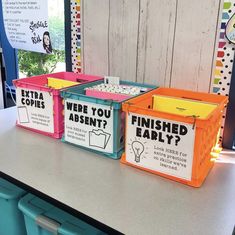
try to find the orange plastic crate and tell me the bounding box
[121,88,228,187]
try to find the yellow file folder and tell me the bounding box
[47,77,80,89]
[152,95,218,119]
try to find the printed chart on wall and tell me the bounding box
[16,88,54,133]
[125,113,196,181]
[2,0,51,54]
[64,99,113,153]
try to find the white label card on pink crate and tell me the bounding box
[125,113,195,181]
[64,99,114,153]
[16,88,54,133]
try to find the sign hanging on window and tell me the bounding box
[2,0,52,54]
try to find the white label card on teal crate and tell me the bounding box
[64,99,114,153]
[104,76,120,85]
[125,113,195,181]
[16,88,54,133]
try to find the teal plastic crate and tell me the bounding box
[60,80,156,159]
[18,193,106,235]
[0,178,27,235]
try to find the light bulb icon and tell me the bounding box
[131,141,144,163]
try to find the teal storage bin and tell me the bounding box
[60,80,156,159]
[18,193,106,235]
[0,178,27,235]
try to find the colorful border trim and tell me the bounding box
[71,0,82,73]
[212,1,235,142]
[212,1,235,96]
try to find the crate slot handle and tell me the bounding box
[176,107,187,112]
[36,215,61,235]
[76,78,87,83]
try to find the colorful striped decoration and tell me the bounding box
[212,1,235,142]
[71,0,82,73]
[212,1,235,96]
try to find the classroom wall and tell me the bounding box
[75,0,223,92]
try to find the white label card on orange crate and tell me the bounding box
[64,99,113,153]
[125,113,195,181]
[16,88,54,133]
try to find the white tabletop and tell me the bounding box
[0,107,235,235]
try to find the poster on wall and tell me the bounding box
[2,0,52,54]
[64,99,114,153]
[125,113,195,181]
[16,88,54,133]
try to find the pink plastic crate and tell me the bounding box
[13,72,102,138]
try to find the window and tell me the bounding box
[0,0,71,108]
[18,0,66,78]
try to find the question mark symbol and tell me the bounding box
[103,120,107,129]
[175,136,180,146]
